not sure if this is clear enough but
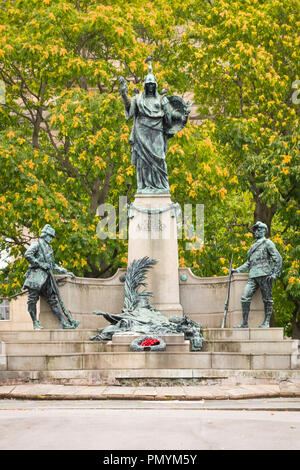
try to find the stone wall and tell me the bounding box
[0,268,264,330]
[179,269,264,328]
[0,294,36,331]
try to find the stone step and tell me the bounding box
[2,351,297,372]
[0,328,285,343]
[202,340,295,354]
[202,328,284,341]
[111,333,186,344]
[0,329,98,342]
[106,341,190,353]
[1,368,300,385]
[3,340,190,355]
[3,341,107,355]
[2,337,294,355]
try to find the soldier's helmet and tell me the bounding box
[40,224,56,238]
[251,221,268,234]
[143,72,157,93]
[143,58,157,91]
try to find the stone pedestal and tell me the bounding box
[106,332,190,352]
[128,193,183,317]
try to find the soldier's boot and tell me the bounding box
[234,302,250,328]
[48,303,66,328]
[49,302,77,329]
[60,319,75,329]
[33,320,44,330]
[69,318,80,329]
[259,301,273,328]
[28,305,44,330]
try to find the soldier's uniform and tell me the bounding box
[23,225,74,330]
[234,222,282,328]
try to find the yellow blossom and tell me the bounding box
[115,26,124,36]
[273,236,284,245]
[120,134,128,143]
[219,187,227,200]
[203,163,211,173]
[186,174,193,184]
[126,166,134,176]
[37,197,44,206]
[281,155,292,164]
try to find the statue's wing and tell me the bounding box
[163,96,191,138]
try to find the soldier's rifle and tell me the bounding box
[5,276,69,300]
[48,270,80,328]
[38,240,79,328]
[221,254,234,329]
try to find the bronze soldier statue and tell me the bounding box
[232,221,282,328]
[23,224,79,330]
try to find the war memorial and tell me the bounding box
[0,60,299,387]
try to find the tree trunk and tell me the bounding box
[270,313,276,328]
[291,304,300,339]
[253,196,277,236]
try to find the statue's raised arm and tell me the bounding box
[119,75,130,111]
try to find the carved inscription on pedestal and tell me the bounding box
[136,214,166,233]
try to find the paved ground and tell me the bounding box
[1,397,300,410]
[1,383,300,451]
[0,398,300,450]
[0,382,300,400]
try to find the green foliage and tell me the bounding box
[176,0,300,335]
[0,0,299,335]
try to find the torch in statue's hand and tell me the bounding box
[119,75,128,94]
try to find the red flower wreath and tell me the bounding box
[140,338,160,347]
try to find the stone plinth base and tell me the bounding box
[128,193,183,317]
[0,327,299,384]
